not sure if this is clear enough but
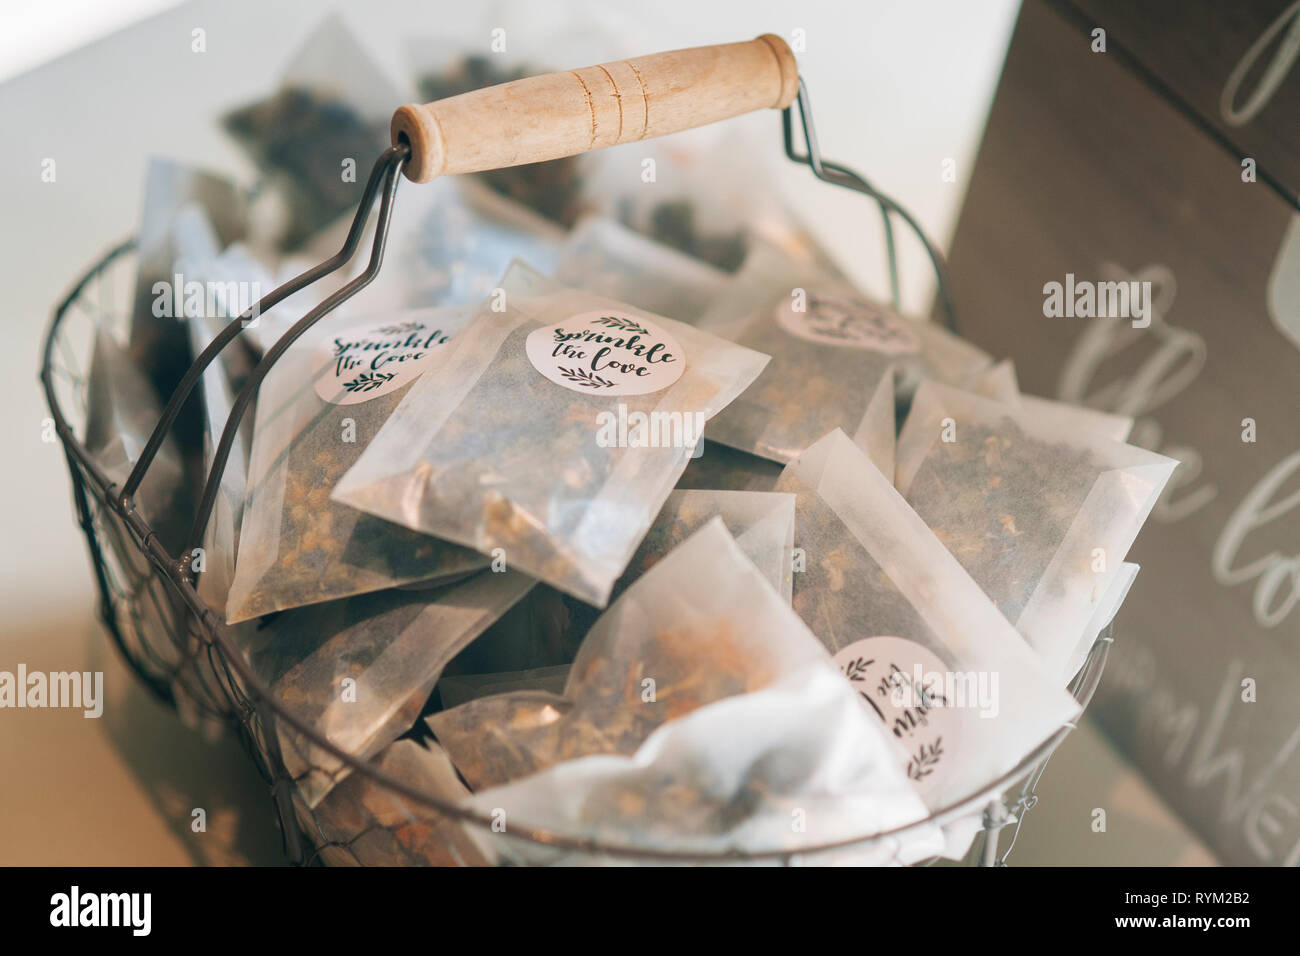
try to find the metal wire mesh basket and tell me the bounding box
[39,35,1112,866]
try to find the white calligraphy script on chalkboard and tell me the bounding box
[1219,0,1300,127]
[1059,262,1300,630]
[1058,260,1300,864]
[944,0,1300,867]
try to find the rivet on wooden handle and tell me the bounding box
[391,34,799,183]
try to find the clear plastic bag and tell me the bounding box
[1064,561,1139,682]
[305,738,490,866]
[579,126,833,273]
[332,265,769,607]
[436,519,933,865]
[168,207,260,395]
[361,176,567,317]
[226,175,566,357]
[554,217,729,323]
[245,568,536,808]
[428,518,904,792]
[959,358,1021,403]
[180,230,359,359]
[225,306,488,623]
[698,240,941,470]
[84,328,191,557]
[624,489,795,603]
[157,206,255,614]
[187,317,248,614]
[466,661,937,866]
[437,664,573,710]
[675,440,784,494]
[895,381,1177,681]
[775,429,1081,811]
[439,584,580,678]
[82,325,195,690]
[222,15,398,249]
[962,360,1134,442]
[128,157,248,399]
[553,487,797,653]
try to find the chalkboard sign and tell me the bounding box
[944,0,1300,865]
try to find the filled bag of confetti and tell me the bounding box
[895,381,1176,681]
[332,264,767,607]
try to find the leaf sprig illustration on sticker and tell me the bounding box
[557,367,617,389]
[809,324,857,341]
[591,315,650,336]
[841,656,874,681]
[805,294,912,347]
[342,371,397,393]
[373,321,428,335]
[907,738,944,780]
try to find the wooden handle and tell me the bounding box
[391,34,799,183]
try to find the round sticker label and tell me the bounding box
[834,637,962,796]
[775,290,921,354]
[313,319,453,405]
[525,310,685,396]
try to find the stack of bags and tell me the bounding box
[86,17,1177,866]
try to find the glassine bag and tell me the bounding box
[305,738,490,866]
[961,359,1134,442]
[128,157,249,400]
[622,489,795,604]
[413,51,589,226]
[579,125,829,272]
[437,584,582,680]
[895,381,1177,681]
[225,305,487,623]
[82,329,195,680]
[332,264,769,607]
[555,487,797,650]
[437,664,572,710]
[675,440,784,494]
[554,217,729,323]
[445,488,796,686]
[429,518,879,792]
[447,520,933,865]
[1063,561,1139,682]
[775,429,1081,811]
[362,176,565,315]
[222,15,397,248]
[245,568,536,808]
[84,327,192,557]
[161,205,255,614]
[697,240,915,471]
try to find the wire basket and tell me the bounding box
[39,37,1112,866]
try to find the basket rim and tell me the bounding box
[41,237,1112,864]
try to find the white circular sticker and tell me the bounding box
[525,310,685,396]
[834,637,962,796]
[775,290,921,354]
[313,319,453,405]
